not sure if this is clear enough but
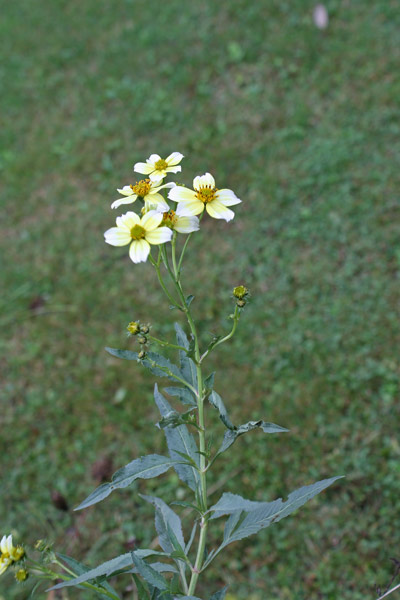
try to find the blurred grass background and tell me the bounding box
[1,0,399,598]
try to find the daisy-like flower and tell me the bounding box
[104,210,173,264]
[134,152,184,183]
[161,210,200,234]
[0,535,24,575]
[169,172,241,222]
[111,179,174,211]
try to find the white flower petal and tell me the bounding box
[166,152,184,166]
[116,211,140,230]
[168,186,197,203]
[0,536,7,554]
[134,162,154,175]
[141,210,163,231]
[129,239,150,263]
[148,154,161,164]
[165,166,182,175]
[145,226,173,245]
[117,185,135,196]
[150,181,176,194]
[175,198,204,217]
[6,536,13,553]
[206,199,235,221]
[215,189,242,206]
[104,227,132,246]
[144,193,169,211]
[193,172,215,191]
[111,195,137,209]
[174,216,200,234]
[149,171,166,183]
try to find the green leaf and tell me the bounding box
[158,409,199,431]
[216,477,343,548]
[217,420,289,454]
[175,323,198,388]
[57,554,117,597]
[131,554,169,592]
[164,386,197,406]
[203,372,215,392]
[209,391,235,430]
[154,385,200,491]
[210,587,228,600]
[143,351,184,382]
[132,573,150,600]
[185,522,198,553]
[106,347,139,361]
[185,294,195,308]
[75,455,179,510]
[48,550,166,590]
[141,495,185,554]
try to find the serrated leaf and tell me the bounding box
[48,550,165,590]
[203,372,215,392]
[219,476,343,548]
[209,391,235,430]
[210,587,228,600]
[57,554,117,597]
[141,495,185,554]
[132,573,150,600]
[75,455,179,510]
[164,386,197,406]
[157,409,198,431]
[154,385,200,491]
[217,420,289,454]
[175,323,198,388]
[106,347,139,361]
[131,554,169,591]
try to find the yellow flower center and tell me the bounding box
[196,186,217,204]
[155,158,168,171]
[130,179,151,197]
[130,225,146,240]
[162,210,178,229]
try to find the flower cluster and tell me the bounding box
[0,535,25,578]
[104,153,241,263]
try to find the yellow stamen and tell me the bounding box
[162,210,178,229]
[155,158,168,171]
[130,225,146,240]
[130,179,151,197]
[196,185,217,204]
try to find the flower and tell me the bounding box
[169,172,241,222]
[127,321,140,335]
[15,568,29,582]
[111,179,174,211]
[104,210,173,264]
[161,210,200,234]
[0,535,24,576]
[134,152,184,183]
[233,285,249,300]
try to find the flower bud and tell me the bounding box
[15,568,29,583]
[138,350,146,359]
[127,321,140,335]
[236,299,246,308]
[140,324,150,335]
[137,335,147,345]
[233,285,249,300]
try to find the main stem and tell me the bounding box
[168,236,208,596]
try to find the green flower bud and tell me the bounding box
[15,568,29,583]
[127,321,140,335]
[236,299,246,307]
[138,350,146,359]
[140,325,150,334]
[233,285,249,300]
[137,335,147,345]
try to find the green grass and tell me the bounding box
[1,0,399,598]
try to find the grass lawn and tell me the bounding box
[1,0,399,598]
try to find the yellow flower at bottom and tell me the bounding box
[169,172,241,222]
[104,210,173,264]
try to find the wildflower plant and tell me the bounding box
[6,153,342,599]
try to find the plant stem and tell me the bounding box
[149,254,182,310]
[200,304,241,362]
[169,236,208,597]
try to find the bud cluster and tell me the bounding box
[127,321,151,359]
[233,285,250,307]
